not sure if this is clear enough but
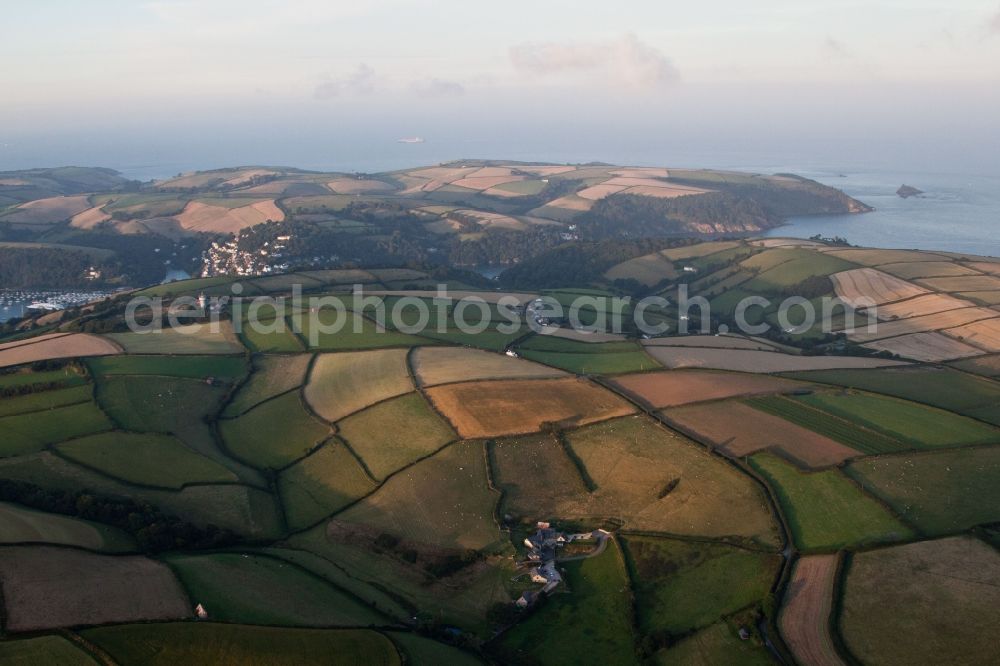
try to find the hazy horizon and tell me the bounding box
[3,1,1000,177]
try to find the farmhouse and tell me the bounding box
[516,521,605,608]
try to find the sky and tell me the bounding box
[2,1,1000,175]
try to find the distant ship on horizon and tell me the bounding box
[397,136,425,144]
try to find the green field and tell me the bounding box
[220,392,331,469]
[652,621,772,666]
[750,453,913,551]
[0,384,92,417]
[518,336,639,354]
[498,541,639,666]
[279,441,377,529]
[337,441,501,550]
[739,250,854,293]
[56,431,236,489]
[745,395,906,455]
[224,354,312,416]
[0,400,113,457]
[0,635,97,665]
[0,365,88,389]
[419,325,528,353]
[239,315,305,353]
[166,553,387,627]
[97,376,225,433]
[82,624,399,665]
[300,310,435,350]
[387,632,484,666]
[87,355,247,380]
[846,446,1000,534]
[622,536,780,635]
[0,501,135,551]
[782,367,1000,426]
[795,391,999,448]
[519,348,660,374]
[106,324,244,354]
[337,392,456,480]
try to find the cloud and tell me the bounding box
[822,36,852,58]
[410,78,465,97]
[509,33,679,88]
[314,64,376,99]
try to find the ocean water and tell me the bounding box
[763,169,1000,257]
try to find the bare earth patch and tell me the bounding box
[863,331,984,362]
[611,370,808,408]
[943,317,1000,353]
[841,537,1000,666]
[666,401,859,468]
[831,268,928,306]
[2,195,92,226]
[412,347,565,387]
[175,200,284,234]
[425,377,634,438]
[69,205,111,229]
[917,275,1000,292]
[0,545,189,632]
[872,293,973,320]
[0,333,121,369]
[780,554,844,666]
[845,308,999,342]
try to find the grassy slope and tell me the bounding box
[82,624,399,666]
[165,553,387,627]
[337,392,456,480]
[622,536,780,635]
[846,446,1000,534]
[497,540,639,666]
[750,453,913,551]
[220,392,331,469]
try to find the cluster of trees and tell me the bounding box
[0,232,208,289]
[499,238,696,290]
[0,478,239,552]
[579,192,774,239]
[0,248,97,288]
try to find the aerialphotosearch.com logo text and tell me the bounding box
[124,283,878,345]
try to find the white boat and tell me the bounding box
[26,302,62,312]
[397,137,425,144]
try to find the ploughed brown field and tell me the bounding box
[943,317,1000,352]
[831,268,928,305]
[424,377,635,438]
[665,401,859,468]
[863,331,984,362]
[845,307,999,342]
[175,200,284,233]
[2,195,92,226]
[0,546,190,631]
[779,554,845,666]
[0,333,121,369]
[872,293,972,320]
[610,369,807,408]
[326,177,395,194]
[69,205,112,229]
